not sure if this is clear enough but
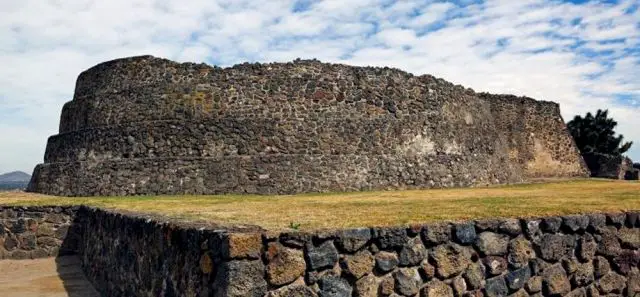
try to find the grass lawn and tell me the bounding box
[1,179,639,231]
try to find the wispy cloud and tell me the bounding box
[1,0,639,173]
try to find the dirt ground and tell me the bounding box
[0,256,99,297]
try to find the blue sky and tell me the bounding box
[1,0,639,173]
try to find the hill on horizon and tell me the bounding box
[0,171,31,190]
[0,171,31,182]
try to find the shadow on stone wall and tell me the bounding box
[55,211,99,297]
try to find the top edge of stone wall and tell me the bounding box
[61,55,566,135]
[3,204,638,235]
[260,210,640,238]
[0,205,263,233]
[73,55,560,105]
[478,92,560,109]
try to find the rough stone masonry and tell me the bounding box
[27,56,588,196]
[3,206,640,297]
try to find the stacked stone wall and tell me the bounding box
[1,206,640,296]
[76,207,265,296]
[481,94,588,179]
[30,154,516,197]
[28,56,588,196]
[0,206,80,260]
[253,212,640,297]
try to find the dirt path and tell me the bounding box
[0,256,99,297]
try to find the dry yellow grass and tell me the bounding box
[1,179,639,231]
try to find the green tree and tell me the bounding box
[567,109,632,156]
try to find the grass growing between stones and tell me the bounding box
[1,179,639,231]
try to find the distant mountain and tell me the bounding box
[0,171,31,190]
[0,171,31,182]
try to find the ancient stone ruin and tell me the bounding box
[583,154,639,180]
[28,56,588,196]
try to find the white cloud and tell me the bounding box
[409,2,456,27]
[1,0,639,173]
[375,28,417,47]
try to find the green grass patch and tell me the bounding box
[1,179,639,231]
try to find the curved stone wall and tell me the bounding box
[30,153,513,197]
[28,56,588,196]
[482,94,588,179]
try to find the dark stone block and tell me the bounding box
[375,227,409,250]
[393,268,421,296]
[541,217,562,233]
[454,222,477,245]
[538,234,575,262]
[626,212,640,227]
[398,238,427,266]
[305,241,339,271]
[375,251,399,273]
[475,218,501,232]
[606,213,626,227]
[318,275,352,297]
[335,228,371,253]
[577,234,597,262]
[562,215,589,233]
[505,267,531,291]
[612,250,640,275]
[587,214,606,230]
[279,232,312,249]
[216,260,268,297]
[542,264,570,296]
[596,228,622,257]
[485,276,508,297]
[422,223,452,246]
[530,258,551,275]
[11,218,26,233]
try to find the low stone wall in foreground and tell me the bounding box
[0,206,80,259]
[1,206,639,297]
[256,213,640,297]
[76,207,266,296]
